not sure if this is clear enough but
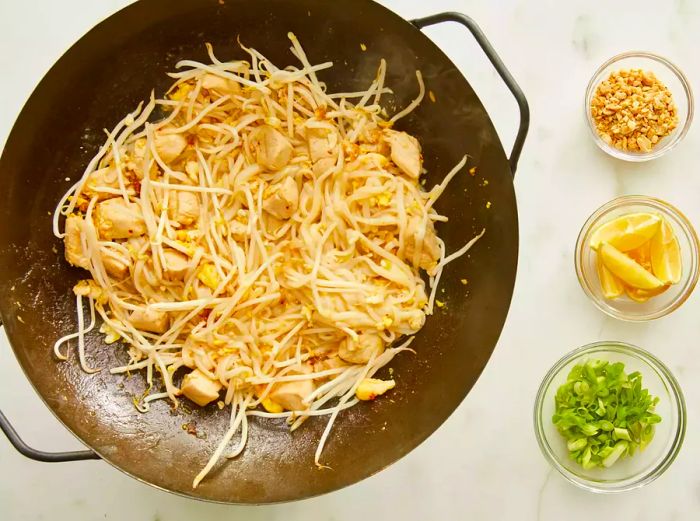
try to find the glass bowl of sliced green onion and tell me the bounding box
[534,341,686,493]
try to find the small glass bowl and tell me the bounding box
[584,51,694,161]
[575,195,699,321]
[534,341,686,493]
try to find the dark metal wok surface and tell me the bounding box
[0,0,524,503]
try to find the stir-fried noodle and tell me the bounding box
[54,33,483,487]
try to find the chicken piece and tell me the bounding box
[355,378,395,401]
[403,215,440,271]
[102,249,129,279]
[312,157,336,177]
[83,167,129,200]
[230,220,248,241]
[268,365,315,411]
[162,249,190,280]
[168,191,200,226]
[339,333,384,364]
[129,308,169,334]
[154,133,187,163]
[94,198,147,240]
[251,125,293,170]
[201,73,241,96]
[265,213,285,235]
[181,369,222,407]
[269,379,315,411]
[263,176,298,219]
[306,126,338,162]
[383,129,422,178]
[64,215,90,269]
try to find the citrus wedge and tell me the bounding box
[599,242,664,290]
[626,241,653,273]
[590,213,661,252]
[625,284,669,303]
[650,219,682,284]
[596,256,624,299]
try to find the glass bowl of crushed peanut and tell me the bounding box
[585,52,693,161]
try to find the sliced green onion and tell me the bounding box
[552,358,661,470]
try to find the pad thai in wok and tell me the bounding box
[53,33,483,488]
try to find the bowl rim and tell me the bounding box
[584,50,694,162]
[533,341,687,493]
[574,195,700,321]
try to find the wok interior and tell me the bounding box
[0,0,517,503]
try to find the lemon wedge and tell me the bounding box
[650,219,682,284]
[626,241,653,273]
[590,213,661,252]
[599,242,664,290]
[596,256,624,299]
[625,284,670,303]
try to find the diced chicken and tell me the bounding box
[154,133,187,163]
[181,369,222,407]
[306,126,338,162]
[168,191,200,226]
[251,125,293,170]
[129,308,169,334]
[339,333,384,364]
[83,167,129,200]
[162,249,190,280]
[230,220,248,241]
[264,213,284,235]
[64,215,90,269]
[94,198,147,240]
[102,249,129,279]
[312,157,336,177]
[263,176,298,219]
[383,129,422,178]
[269,377,315,411]
[403,215,440,271]
[355,378,395,401]
[201,73,241,95]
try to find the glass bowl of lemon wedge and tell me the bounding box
[576,196,699,321]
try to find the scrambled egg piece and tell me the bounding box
[197,263,220,290]
[261,398,284,413]
[356,378,395,401]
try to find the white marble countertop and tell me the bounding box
[1,0,699,519]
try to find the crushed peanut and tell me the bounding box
[590,69,678,153]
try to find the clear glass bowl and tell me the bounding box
[584,51,693,161]
[575,195,699,321]
[534,341,686,493]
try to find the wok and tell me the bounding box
[0,0,529,504]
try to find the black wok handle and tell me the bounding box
[0,409,100,462]
[411,12,530,175]
[0,318,100,462]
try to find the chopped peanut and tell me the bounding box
[590,69,678,153]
